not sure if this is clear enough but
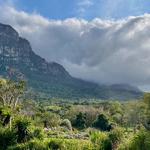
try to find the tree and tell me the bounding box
[143,93,150,130]
[93,114,111,131]
[73,112,86,129]
[0,78,25,130]
[144,93,150,109]
[0,79,25,109]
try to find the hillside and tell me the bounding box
[0,23,143,100]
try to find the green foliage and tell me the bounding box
[118,130,150,150]
[109,127,123,143]
[90,128,124,150]
[73,112,86,129]
[48,139,64,149]
[14,117,31,143]
[42,112,60,128]
[143,93,150,130]
[143,93,150,108]
[0,79,25,109]
[60,119,72,131]
[129,130,150,150]
[109,127,124,149]
[90,131,112,150]
[0,127,16,150]
[46,105,62,113]
[8,139,48,150]
[8,138,93,150]
[0,79,148,150]
[92,114,111,131]
[0,107,12,127]
[31,127,46,140]
[61,139,93,150]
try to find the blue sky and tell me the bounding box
[2,0,150,20]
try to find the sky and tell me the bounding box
[1,0,150,20]
[0,0,150,91]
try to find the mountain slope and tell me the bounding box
[0,23,143,100]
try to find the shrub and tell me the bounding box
[73,112,86,129]
[31,127,45,140]
[0,127,16,150]
[90,131,112,150]
[0,107,12,127]
[14,117,31,143]
[8,139,48,150]
[109,127,124,149]
[129,130,150,150]
[60,119,72,131]
[48,139,64,150]
[92,114,111,131]
[118,130,150,150]
[42,112,60,128]
[48,138,93,150]
[63,139,93,150]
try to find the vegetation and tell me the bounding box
[92,114,112,131]
[0,78,150,150]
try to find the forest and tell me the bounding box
[0,78,150,150]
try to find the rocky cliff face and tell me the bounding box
[0,23,143,100]
[0,23,69,80]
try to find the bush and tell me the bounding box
[42,112,60,128]
[60,119,72,131]
[8,138,93,150]
[90,131,112,150]
[109,127,124,149]
[48,138,93,150]
[63,139,93,150]
[8,139,48,150]
[118,130,150,150]
[31,127,45,140]
[92,114,111,131]
[129,130,150,150]
[0,107,12,127]
[73,112,86,129]
[14,117,31,143]
[48,139,64,149]
[0,127,16,150]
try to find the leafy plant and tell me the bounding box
[60,119,72,131]
[73,112,86,129]
[92,114,111,131]
[0,127,16,150]
[15,117,31,143]
[90,131,112,150]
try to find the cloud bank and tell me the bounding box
[0,5,150,89]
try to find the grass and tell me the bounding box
[8,138,94,150]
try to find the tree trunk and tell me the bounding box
[9,116,12,130]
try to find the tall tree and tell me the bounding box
[0,79,25,109]
[0,78,25,129]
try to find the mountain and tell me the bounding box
[0,23,143,100]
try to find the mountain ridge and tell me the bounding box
[0,23,143,100]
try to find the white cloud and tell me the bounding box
[78,0,93,7]
[77,0,93,17]
[0,5,150,89]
